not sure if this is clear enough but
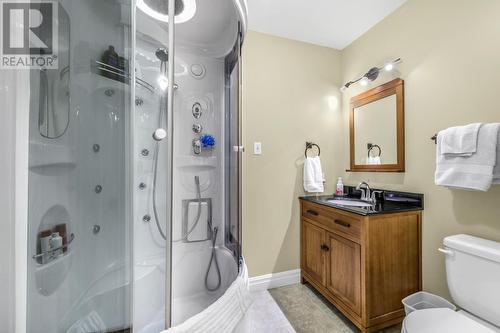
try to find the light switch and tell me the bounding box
[253,142,262,155]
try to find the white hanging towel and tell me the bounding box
[366,156,381,165]
[303,156,324,193]
[435,123,500,191]
[493,128,500,184]
[163,260,253,333]
[439,123,482,156]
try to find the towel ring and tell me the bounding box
[367,143,382,157]
[305,142,320,158]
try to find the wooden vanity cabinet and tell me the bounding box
[300,199,422,333]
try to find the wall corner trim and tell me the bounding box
[249,269,300,292]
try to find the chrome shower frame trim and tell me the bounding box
[164,0,176,327]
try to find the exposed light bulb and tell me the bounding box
[384,63,394,71]
[157,74,168,91]
[360,77,369,86]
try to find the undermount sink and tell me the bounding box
[326,199,373,208]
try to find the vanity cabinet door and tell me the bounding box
[301,220,326,285]
[326,232,361,315]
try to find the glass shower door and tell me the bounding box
[170,0,243,326]
[26,1,133,332]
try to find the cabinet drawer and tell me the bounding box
[302,201,362,241]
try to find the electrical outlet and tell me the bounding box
[253,142,262,155]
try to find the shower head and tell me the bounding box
[155,48,169,62]
[143,0,185,16]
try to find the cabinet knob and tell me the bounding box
[321,244,330,252]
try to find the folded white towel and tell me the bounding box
[303,156,324,193]
[435,123,500,191]
[439,123,482,156]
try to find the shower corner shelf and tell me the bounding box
[176,155,218,170]
[91,59,156,93]
[29,141,76,170]
[33,233,75,263]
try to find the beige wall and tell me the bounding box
[242,0,500,298]
[340,0,500,298]
[242,31,343,277]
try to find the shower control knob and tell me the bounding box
[192,102,202,118]
[141,149,149,157]
[143,215,151,223]
[139,182,147,190]
[192,124,203,134]
[153,128,167,141]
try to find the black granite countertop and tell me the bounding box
[300,186,424,216]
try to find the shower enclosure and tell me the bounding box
[20,0,247,331]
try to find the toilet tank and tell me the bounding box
[443,234,500,328]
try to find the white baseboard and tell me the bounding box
[249,269,301,292]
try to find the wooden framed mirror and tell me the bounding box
[349,78,405,172]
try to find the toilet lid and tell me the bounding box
[403,308,496,333]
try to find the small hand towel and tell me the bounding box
[439,123,482,156]
[366,156,381,165]
[435,123,500,191]
[303,156,324,193]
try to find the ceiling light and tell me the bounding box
[360,77,369,86]
[137,0,197,24]
[384,63,394,71]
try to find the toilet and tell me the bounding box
[402,234,500,333]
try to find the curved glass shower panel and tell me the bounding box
[133,6,171,332]
[26,1,133,332]
[171,0,244,325]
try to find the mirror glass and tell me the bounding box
[349,78,404,172]
[354,94,397,165]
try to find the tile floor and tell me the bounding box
[268,284,402,333]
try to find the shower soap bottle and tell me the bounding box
[39,230,52,264]
[50,232,63,258]
[101,45,120,80]
[336,177,344,196]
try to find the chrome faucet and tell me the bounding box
[356,181,372,201]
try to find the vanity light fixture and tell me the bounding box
[384,63,394,71]
[341,58,401,91]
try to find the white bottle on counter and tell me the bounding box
[335,177,344,196]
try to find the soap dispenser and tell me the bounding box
[336,177,344,196]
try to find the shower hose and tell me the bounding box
[151,133,221,291]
